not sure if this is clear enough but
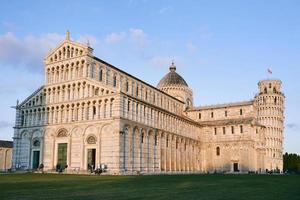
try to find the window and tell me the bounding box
[240,125,243,133]
[141,132,144,143]
[274,97,277,104]
[214,127,217,135]
[216,147,220,156]
[223,127,226,135]
[106,70,110,85]
[269,83,272,88]
[264,87,267,93]
[199,113,201,119]
[136,86,139,96]
[93,106,96,115]
[211,112,214,118]
[99,69,103,81]
[231,126,234,134]
[126,81,129,92]
[225,110,228,117]
[240,109,243,115]
[154,134,157,146]
[127,101,130,112]
[95,88,99,96]
[273,87,277,93]
[145,91,148,100]
[113,75,117,87]
[91,64,95,78]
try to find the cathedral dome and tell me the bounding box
[157,63,188,89]
[157,62,193,108]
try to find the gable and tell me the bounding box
[19,86,45,108]
[44,35,93,65]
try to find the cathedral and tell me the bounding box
[12,32,285,174]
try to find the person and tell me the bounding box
[39,163,44,173]
[56,164,61,172]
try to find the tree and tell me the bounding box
[283,152,300,174]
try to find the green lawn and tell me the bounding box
[0,173,300,200]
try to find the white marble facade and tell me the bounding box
[12,32,285,174]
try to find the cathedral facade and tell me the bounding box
[12,32,285,174]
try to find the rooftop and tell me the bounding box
[189,100,254,111]
[0,140,13,148]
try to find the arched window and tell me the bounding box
[91,64,95,78]
[240,125,243,133]
[264,87,267,93]
[199,113,201,119]
[273,87,277,93]
[211,112,214,118]
[240,109,243,115]
[216,147,220,156]
[106,70,110,85]
[141,132,144,143]
[269,83,272,88]
[274,97,277,104]
[113,75,117,87]
[166,137,169,147]
[127,100,130,112]
[186,98,191,107]
[99,69,103,81]
[126,81,129,92]
[93,106,96,116]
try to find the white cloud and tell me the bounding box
[0,32,64,72]
[103,28,148,50]
[105,32,126,44]
[0,121,14,129]
[77,34,99,46]
[129,28,148,48]
[186,42,197,53]
[287,123,299,130]
[150,56,180,68]
[0,32,103,72]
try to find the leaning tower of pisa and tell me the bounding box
[255,80,285,172]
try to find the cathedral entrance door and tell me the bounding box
[57,143,68,169]
[233,163,239,172]
[87,149,96,170]
[32,151,40,169]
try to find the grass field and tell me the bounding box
[0,173,300,200]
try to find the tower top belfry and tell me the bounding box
[66,30,70,40]
[169,61,176,72]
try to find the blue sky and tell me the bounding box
[0,0,299,153]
